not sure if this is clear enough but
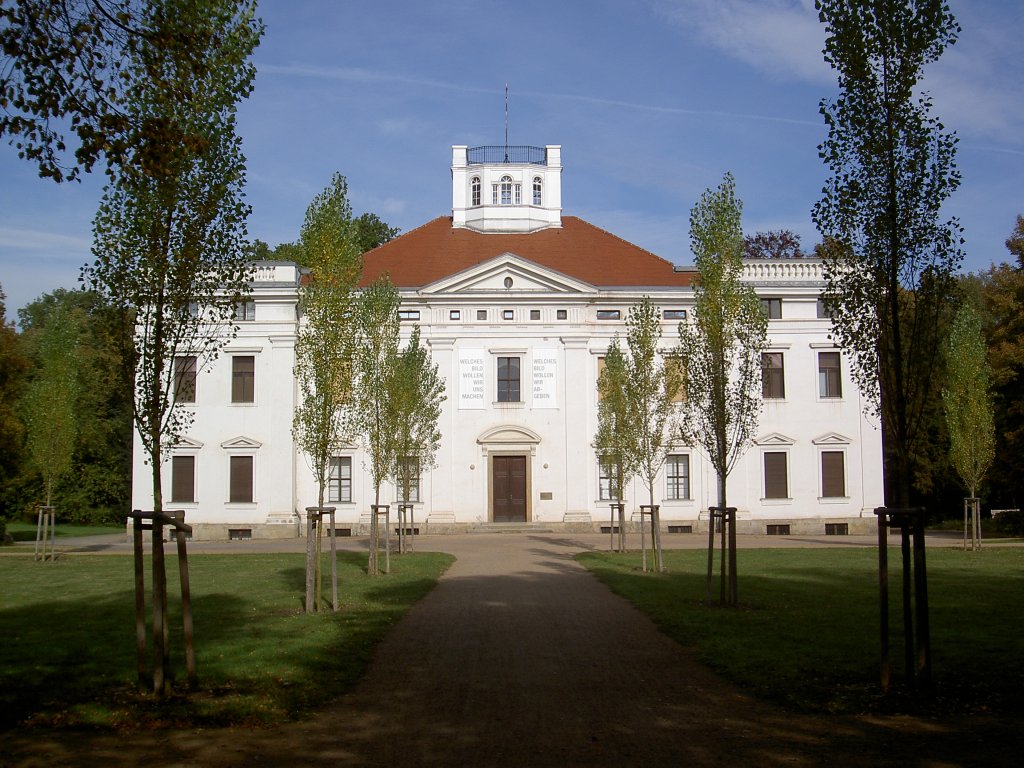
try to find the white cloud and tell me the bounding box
[654,0,830,83]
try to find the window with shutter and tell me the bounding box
[171,456,195,503]
[821,451,845,497]
[229,456,253,502]
[764,452,788,499]
[232,356,255,403]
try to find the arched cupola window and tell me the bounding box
[532,176,542,205]
[471,176,481,206]
[492,175,521,206]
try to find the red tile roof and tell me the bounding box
[359,216,695,289]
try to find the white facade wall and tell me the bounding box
[133,259,884,539]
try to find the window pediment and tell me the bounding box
[812,432,851,445]
[754,432,795,446]
[220,436,262,450]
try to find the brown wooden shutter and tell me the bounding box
[232,356,255,403]
[229,456,253,502]
[821,451,845,497]
[171,456,195,503]
[764,452,788,498]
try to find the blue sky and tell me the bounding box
[2,0,1022,323]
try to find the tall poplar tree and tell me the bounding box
[292,174,362,528]
[813,0,964,507]
[292,174,362,609]
[388,326,445,552]
[675,173,766,606]
[21,304,80,509]
[943,304,994,548]
[354,276,401,575]
[83,0,261,520]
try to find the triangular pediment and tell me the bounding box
[812,432,851,445]
[754,432,795,446]
[220,435,262,450]
[421,253,597,295]
[173,436,204,451]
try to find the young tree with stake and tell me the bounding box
[292,173,362,610]
[675,173,766,606]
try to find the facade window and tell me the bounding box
[229,456,254,503]
[502,309,514,320]
[530,309,541,320]
[761,352,785,399]
[598,459,620,501]
[597,309,621,320]
[821,451,845,498]
[532,176,542,205]
[818,352,842,398]
[497,175,513,205]
[557,309,567,320]
[328,456,352,503]
[234,301,255,321]
[450,309,461,320]
[761,298,782,319]
[396,456,421,502]
[514,182,522,205]
[764,452,789,499]
[232,355,255,403]
[666,454,690,500]
[471,176,481,207]
[663,309,687,320]
[497,356,521,402]
[174,355,197,403]
[477,309,488,321]
[171,456,195,503]
[816,298,832,319]
[664,357,685,403]
[398,309,420,321]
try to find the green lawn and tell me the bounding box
[4,521,126,541]
[578,546,1024,715]
[0,551,453,729]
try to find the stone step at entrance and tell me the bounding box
[470,523,555,534]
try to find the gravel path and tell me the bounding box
[1,533,1015,767]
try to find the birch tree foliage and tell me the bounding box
[675,172,766,495]
[595,338,636,502]
[813,0,964,506]
[292,173,363,513]
[619,297,683,509]
[354,276,401,507]
[942,304,994,498]
[21,304,80,507]
[82,0,260,515]
[387,325,445,506]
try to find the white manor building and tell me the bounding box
[131,143,884,539]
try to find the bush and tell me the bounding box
[992,509,1024,537]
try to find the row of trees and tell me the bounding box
[293,174,444,585]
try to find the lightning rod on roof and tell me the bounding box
[504,83,509,162]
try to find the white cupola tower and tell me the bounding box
[451,144,563,233]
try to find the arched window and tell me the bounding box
[533,176,542,205]
[500,175,513,205]
[471,176,481,207]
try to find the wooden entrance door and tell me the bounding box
[492,456,527,522]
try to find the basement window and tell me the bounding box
[228,528,252,541]
[667,525,693,534]
[766,524,791,536]
[825,523,849,536]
